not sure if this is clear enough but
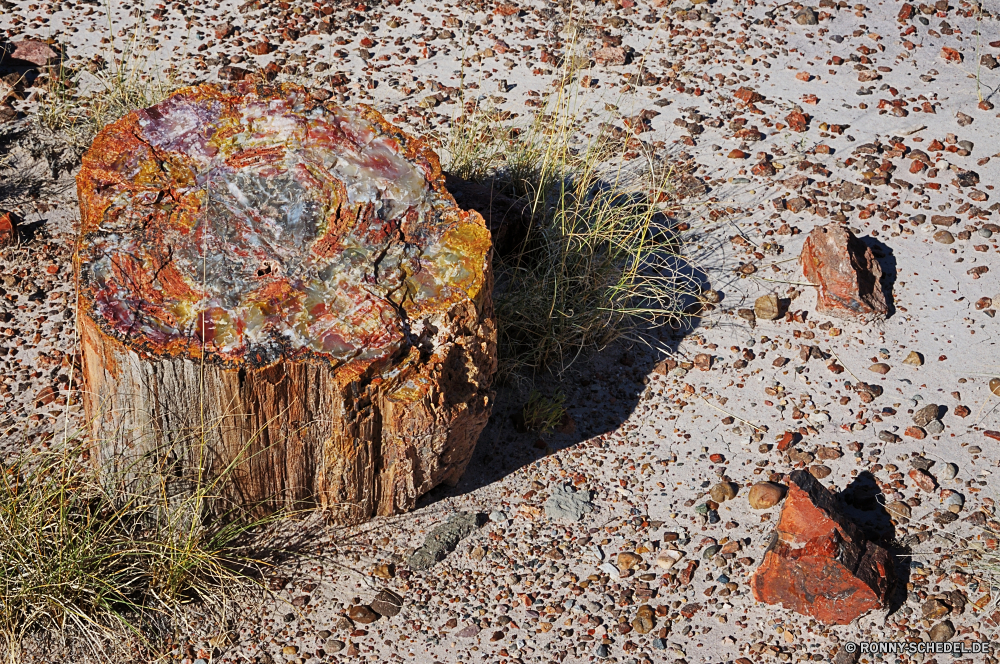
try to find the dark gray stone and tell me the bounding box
[407,512,485,570]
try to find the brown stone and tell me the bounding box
[617,552,643,572]
[632,605,655,634]
[10,39,61,66]
[710,481,738,503]
[370,589,403,618]
[348,605,379,624]
[913,403,939,426]
[809,464,832,479]
[754,293,781,320]
[750,470,895,624]
[693,353,712,371]
[799,223,887,322]
[748,482,787,509]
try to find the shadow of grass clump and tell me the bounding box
[444,95,704,379]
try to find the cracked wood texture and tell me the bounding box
[75,83,496,523]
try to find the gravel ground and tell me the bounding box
[4,0,1000,661]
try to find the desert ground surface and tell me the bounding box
[3,0,1000,661]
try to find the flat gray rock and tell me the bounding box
[543,484,594,521]
[407,512,485,570]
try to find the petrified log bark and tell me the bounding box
[75,83,496,523]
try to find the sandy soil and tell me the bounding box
[3,0,1000,661]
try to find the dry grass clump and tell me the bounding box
[444,88,701,378]
[34,26,177,161]
[0,438,275,661]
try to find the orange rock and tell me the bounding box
[733,87,763,104]
[728,149,749,159]
[750,470,895,625]
[941,47,962,62]
[799,223,887,322]
[248,41,272,55]
[795,72,813,82]
[909,468,937,492]
[0,211,17,247]
[785,111,810,132]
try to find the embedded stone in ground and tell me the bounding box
[75,83,496,523]
[750,470,895,624]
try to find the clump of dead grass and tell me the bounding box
[0,437,276,661]
[444,82,701,378]
[33,22,177,161]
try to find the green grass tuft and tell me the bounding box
[444,86,701,378]
[0,438,276,661]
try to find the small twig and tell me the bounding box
[751,275,819,287]
[695,393,765,432]
[826,346,864,385]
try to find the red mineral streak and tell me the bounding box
[76,82,491,370]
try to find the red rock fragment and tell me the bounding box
[0,211,17,246]
[898,2,915,20]
[750,470,895,625]
[909,468,937,492]
[10,39,61,66]
[593,46,627,66]
[678,560,698,585]
[248,41,272,56]
[941,47,962,62]
[733,87,763,104]
[904,426,926,439]
[777,431,797,451]
[785,111,810,132]
[799,223,887,322]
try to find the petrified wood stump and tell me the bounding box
[75,83,496,523]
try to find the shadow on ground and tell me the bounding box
[860,235,897,320]
[416,169,718,508]
[418,230,713,509]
